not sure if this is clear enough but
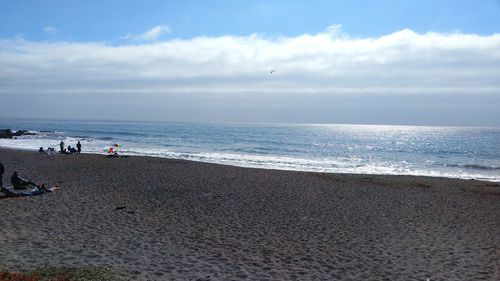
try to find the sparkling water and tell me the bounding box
[1,118,499,182]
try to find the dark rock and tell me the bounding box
[13,130,37,137]
[0,129,13,138]
[0,129,37,139]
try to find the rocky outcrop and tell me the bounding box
[0,129,37,139]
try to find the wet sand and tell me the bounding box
[0,148,499,280]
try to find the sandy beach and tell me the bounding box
[0,148,499,280]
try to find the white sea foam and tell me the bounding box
[86,144,500,182]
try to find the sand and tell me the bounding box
[0,148,499,280]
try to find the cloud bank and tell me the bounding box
[1,26,499,97]
[1,26,499,125]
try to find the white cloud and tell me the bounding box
[1,26,500,96]
[122,25,170,41]
[43,26,58,35]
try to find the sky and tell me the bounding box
[1,0,500,126]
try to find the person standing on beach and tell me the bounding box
[0,161,4,188]
[59,141,65,153]
[76,141,82,154]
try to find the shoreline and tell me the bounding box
[1,146,498,184]
[1,147,499,280]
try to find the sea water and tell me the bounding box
[1,118,499,182]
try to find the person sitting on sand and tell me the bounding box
[38,147,48,154]
[47,147,55,155]
[10,171,38,190]
[107,147,119,157]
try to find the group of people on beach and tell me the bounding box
[59,140,82,154]
[39,140,82,155]
[0,139,83,197]
[0,161,52,197]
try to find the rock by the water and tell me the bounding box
[0,129,37,139]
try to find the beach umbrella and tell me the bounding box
[107,143,122,155]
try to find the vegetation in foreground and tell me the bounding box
[0,267,128,281]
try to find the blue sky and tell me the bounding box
[2,0,499,41]
[1,1,500,126]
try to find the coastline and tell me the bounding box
[1,147,499,280]
[1,145,499,183]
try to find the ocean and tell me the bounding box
[1,118,499,182]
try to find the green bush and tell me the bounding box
[0,267,128,281]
